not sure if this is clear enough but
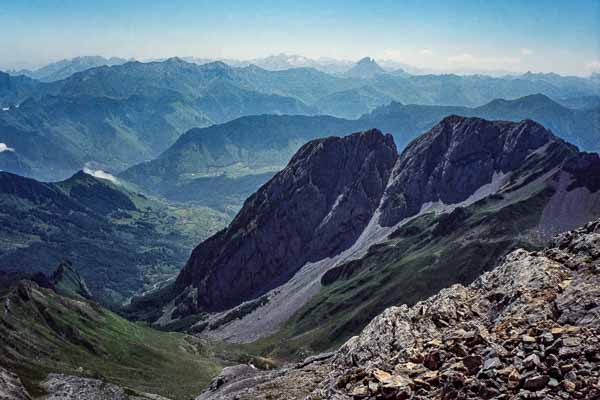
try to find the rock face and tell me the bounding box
[379,116,565,226]
[160,116,600,338]
[0,366,32,400]
[50,261,93,300]
[174,129,398,313]
[41,374,172,400]
[198,218,600,399]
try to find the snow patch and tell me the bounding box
[83,167,118,184]
[0,143,14,153]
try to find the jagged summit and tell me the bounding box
[346,57,386,78]
[379,116,563,226]
[149,116,600,341]
[173,129,398,314]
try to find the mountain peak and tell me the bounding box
[346,57,386,78]
[171,129,398,314]
[379,116,561,226]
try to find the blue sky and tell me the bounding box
[1,0,599,75]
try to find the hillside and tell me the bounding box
[198,218,600,399]
[0,171,228,304]
[0,275,251,399]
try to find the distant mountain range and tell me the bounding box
[129,116,600,356]
[9,56,130,82]
[0,170,227,304]
[1,57,599,182]
[120,94,600,214]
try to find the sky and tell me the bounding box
[1,0,599,76]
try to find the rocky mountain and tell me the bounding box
[0,170,228,304]
[362,93,600,152]
[345,57,387,79]
[0,366,31,400]
[136,117,600,356]
[198,218,600,400]
[174,130,397,313]
[50,261,93,300]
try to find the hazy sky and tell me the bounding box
[1,0,599,76]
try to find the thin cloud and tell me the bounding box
[83,167,119,184]
[448,53,521,68]
[419,48,433,56]
[586,60,600,72]
[520,48,534,56]
[0,143,15,153]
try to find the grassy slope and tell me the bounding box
[0,281,262,400]
[241,187,555,359]
[0,173,229,305]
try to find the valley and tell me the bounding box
[1,7,600,397]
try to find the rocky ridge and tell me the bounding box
[198,218,600,399]
[171,129,398,315]
[158,116,600,340]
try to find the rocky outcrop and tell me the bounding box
[0,366,32,400]
[379,116,564,226]
[50,261,93,300]
[42,374,172,400]
[173,129,398,314]
[198,218,600,399]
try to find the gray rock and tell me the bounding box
[41,374,171,400]
[0,366,31,400]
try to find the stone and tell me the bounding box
[563,337,582,347]
[463,355,483,374]
[483,357,502,370]
[522,335,537,344]
[523,375,550,391]
[423,350,443,370]
[562,379,577,392]
[350,385,368,398]
[523,354,542,369]
[372,369,392,383]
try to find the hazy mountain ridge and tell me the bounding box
[10,56,130,82]
[120,94,600,214]
[2,58,600,182]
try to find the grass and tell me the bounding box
[0,282,250,400]
[234,187,556,358]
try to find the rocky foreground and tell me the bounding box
[200,218,600,399]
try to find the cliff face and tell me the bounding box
[198,218,600,400]
[379,116,564,226]
[174,129,398,314]
[162,116,600,339]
